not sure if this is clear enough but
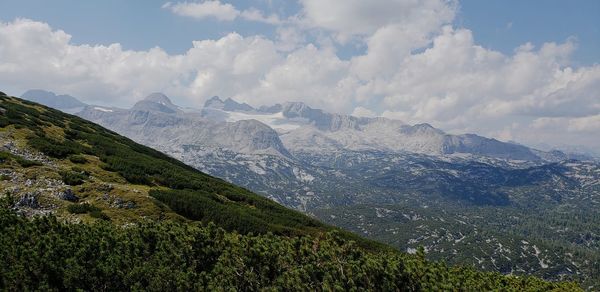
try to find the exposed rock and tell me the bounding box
[98,184,114,192]
[57,189,79,202]
[15,191,40,208]
[111,197,137,209]
[104,195,137,209]
[111,197,125,208]
[1,138,52,165]
[125,201,137,209]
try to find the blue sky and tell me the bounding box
[0,0,598,150]
[457,0,599,66]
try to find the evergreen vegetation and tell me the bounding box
[0,201,581,291]
[68,154,87,164]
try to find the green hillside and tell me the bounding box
[0,92,334,235]
[0,92,581,290]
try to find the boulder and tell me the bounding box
[57,189,79,202]
[15,192,40,208]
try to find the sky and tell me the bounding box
[0,0,599,151]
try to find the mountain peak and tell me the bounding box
[282,101,310,111]
[281,102,316,118]
[132,93,179,113]
[143,92,174,105]
[258,103,283,113]
[204,96,223,108]
[21,89,86,111]
[223,98,254,112]
[204,96,254,112]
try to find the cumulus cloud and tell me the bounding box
[1,0,599,149]
[163,1,239,21]
[533,115,600,133]
[299,0,456,43]
[370,26,600,143]
[240,8,282,25]
[164,1,281,24]
[245,44,355,112]
[0,18,282,106]
[352,107,377,118]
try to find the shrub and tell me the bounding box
[0,151,10,163]
[60,170,88,186]
[68,155,87,164]
[67,203,100,214]
[0,203,583,291]
[15,157,42,168]
[89,210,110,221]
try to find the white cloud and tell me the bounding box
[299,0,456,43]
[240,8,281,25]
[533,115,600,133]
[0,19,282,106]
[163,1,239,21]
[363,27,600,134]
[352,106,377,118]
[244,44,354,112]
[164,1,282,24]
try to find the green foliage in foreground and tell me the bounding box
[0,206,580,291]
[68,154,87,164]
[67,203,110,220]
[59,170,88,186]
[67,203,100,214]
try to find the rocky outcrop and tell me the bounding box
[57,189,79,202]
[15,191,40,208]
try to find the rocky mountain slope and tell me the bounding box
[202,96,554,160]
[78,93,290,157]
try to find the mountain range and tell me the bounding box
[19,90,600,287]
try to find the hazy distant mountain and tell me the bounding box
[532,142,599,161]
[202,98,550,161]
[22,90,559,162]
[204,96,255,112]
[21,89,86,113]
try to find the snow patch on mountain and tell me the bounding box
[93,107,113,112]
[203,108,306,132]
